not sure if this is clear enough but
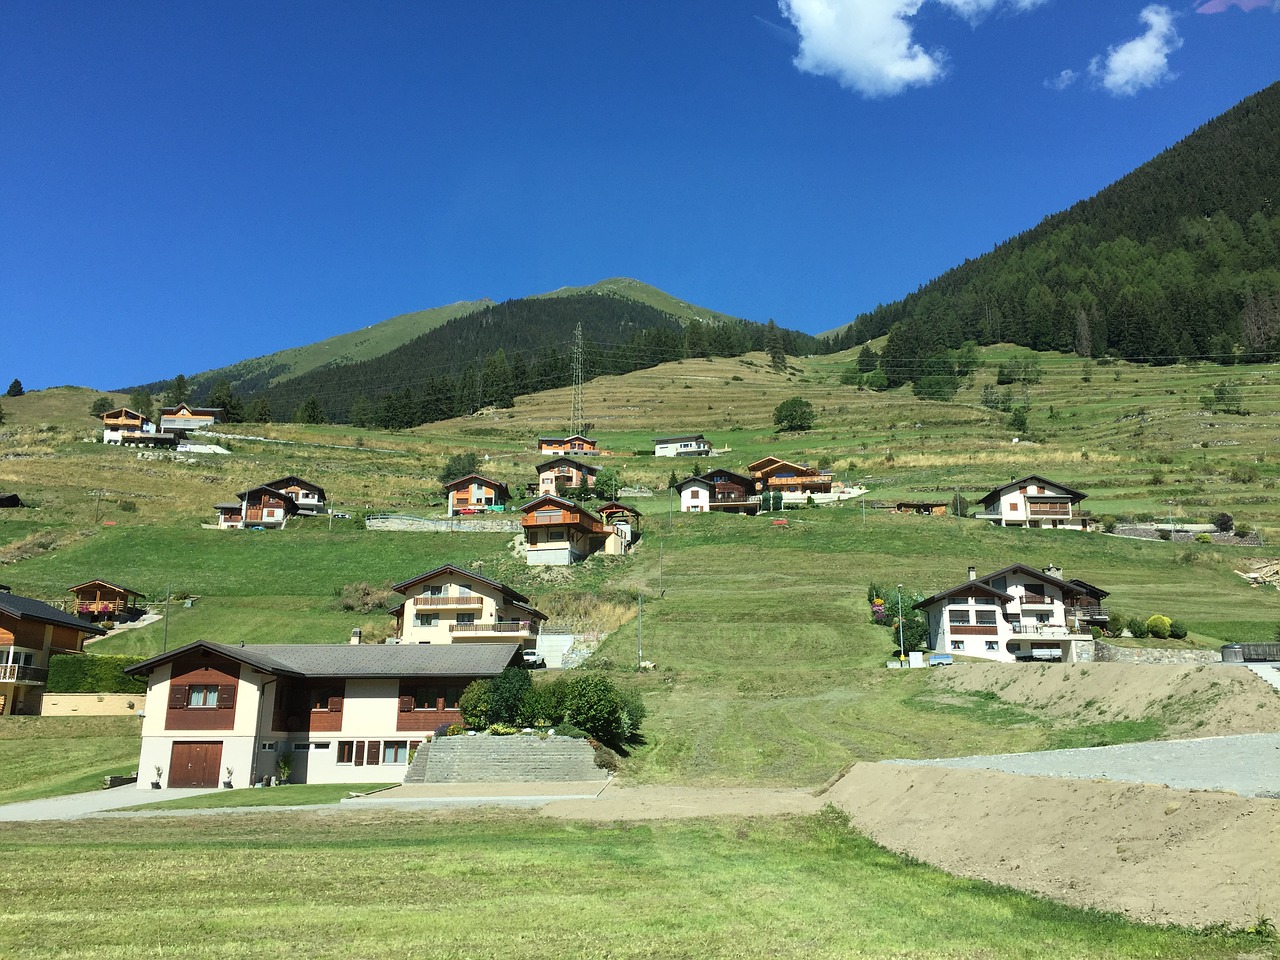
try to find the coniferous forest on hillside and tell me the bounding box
[823,81,1280,388]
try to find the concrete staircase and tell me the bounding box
[408,734,607,783]
[1248,663,1280,693]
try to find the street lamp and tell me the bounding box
[896,584,905,661]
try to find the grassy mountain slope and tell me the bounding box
[124,299,491,398]
[536,277,751,327]
[824,81,1280,356]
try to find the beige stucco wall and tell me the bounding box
[41,693,143,716]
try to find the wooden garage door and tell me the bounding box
[169,741,223,788]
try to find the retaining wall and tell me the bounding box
[1094,641,1221,666]
[418,734,607,783]
[41,693,143,717]
[365,516,521,533]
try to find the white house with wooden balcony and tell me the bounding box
[913,563,1106,664]
[261,477,327,516]
[0,588,106,716]
[973,475,1091,531]
[676,469,760,514]
[159,403,226,435]
[520,494,625,565]
[215,486,301,530]
[389,564,546,648]
[99,407,176,447]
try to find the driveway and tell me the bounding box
[0,786,219,821]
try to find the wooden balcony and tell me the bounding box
[450,621,537,638]
[948,624,998,636]
[1027,504,1072,517]
[413,595,485,610]
[0,664,48,684]
[1068,605,1111,621]
[1020,593,1054,606]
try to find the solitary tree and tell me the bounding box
[293,395,326,424]
[90,396,114,416]
[764,320,787,373]
[438,452,480,485]
[772,396,815,432]
[594,467,622,501]
[6,379,24,397]
[163,374,190,408]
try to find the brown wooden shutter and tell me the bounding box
[217,685,237,709]
[327,696,342,713]
[168,685,188,710]
[354,741,365,766]
[366,741,380,766]
[398,695,414,713]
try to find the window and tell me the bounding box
[260,741,277,752]
[337,741,355,764]
[976,611,998,627]
[948,610,971,626]
[456,612,475,625]
[312,742,331,750]
[410,683,466,710]
[310,687,338,710]
[414,613,438,628]
[188,684,219,707]
[424,585,444,597]
[383,741,409,764]
[985,641,998,651]
[295,743,311,752]
[950,640,965,651]
[550,530,565,540]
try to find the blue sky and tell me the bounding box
[3,1,1277,391]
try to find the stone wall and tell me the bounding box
[1094,640,1221,665]
[365,516,520,533]
[418,733,608,783]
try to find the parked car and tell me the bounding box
[521,649,546,669]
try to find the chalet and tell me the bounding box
[653,435,711,458]
[68,580,146,622]
[748,457,833,497]
[537,435,600,456]
[444,474,511,518]
[125,639,522,788]
[215,486,301,530]
[913,563,1104,665]
[1,589,106,716]
[99,407,173,446]
[535,457,599,496]
[520,494,624,565]
[389,564,546,647]
[261,477,327,516]
[973,475,1090,531]
[159,403,225,435]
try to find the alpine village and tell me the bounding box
[3,79,1280,960]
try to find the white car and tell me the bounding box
[521,649,546,669]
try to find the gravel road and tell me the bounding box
[890,732,1280,797]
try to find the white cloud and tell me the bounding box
[777,0,1048,98]
[1045,68,1078,91]
[1088,5,1183,96]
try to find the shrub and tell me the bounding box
[444,723,465,737]
[486,722,520,735]
[458,679,494,728]
[1212,512,1234,533]
[47,653,147,694]
[337,581,395,614]
[487,666,532,725]
[1100,515,1118,534]
[564,674,625,745]
[1089,626,1103,640]
[1127,616,1150,639]
[518,677,568,728]
[1169,620,1189,641]
[1194,533,1212,544]
[1157,529,1171,541]
[592,743,622,773]
[1234,524,1254,539]
[1146,615,1172,640]
[616,685,647,741]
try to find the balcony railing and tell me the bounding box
[948,624,999,636]
[1020,593,1054,606]
[414,595,485,609]
[449,621,537,636]
[1068,606,1111,621]
[0,664,49,684]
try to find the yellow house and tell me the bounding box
[389,564,546,647]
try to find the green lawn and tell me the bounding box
[0,809,1264,960]
[125,782,396,810]
[0,717,141,806]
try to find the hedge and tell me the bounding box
[48,653,148,694]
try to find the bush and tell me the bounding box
[1157,529,1172,541]
[1213,512,1234,533]
[458,679,494,728]
[336,580,396,614]
[486,722,520,735]
[1234,524,1254,539]
[47,653,147,694]
[1145,615,1172,640]
[518,677,568,728]
[1194,533,1212,544]
[487,667,531,725]
[1089,626,1103,640]
[616,685,647,741]
[564,674,625,745]
[1100,515,1118,534]
[1127,616,1150,639]
[592,742,622,773]
[772,396,815,432]
[1169,620,1189,641]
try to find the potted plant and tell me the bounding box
[222,766,234,789]
[276,751,292,785]
[151,765,163,789]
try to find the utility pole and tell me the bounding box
[637,594,643,670]
[896,584,905,662]
[162,582,171,653]
[570,322,585,436]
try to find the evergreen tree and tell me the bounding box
[6,379,24,397]
[128,390,154,421]
[348,396,373,428]
[245,397,272,423]
[764,320,787,373]
[294,395,325,424]
[482,349,514,409]
[163,374,190,408]
[207,378,243,422]
[856,345,879,374]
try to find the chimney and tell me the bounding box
[967,566,976,581]
[349,628,362,645]
[1043,564,1062,580]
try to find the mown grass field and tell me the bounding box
[0,717,141,806]
[0,809,1268,960]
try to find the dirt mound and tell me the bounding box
[825,763,1280,929]
[932,661,1280,738]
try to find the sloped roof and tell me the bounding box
[126,639,522,679]
[653,434,707,444]
[442,474,511,497]
[391,563,532,605]
[0,592,107,635]
[702,469,755,487]
[233,486,301,510]
[980,475,1087,505]
[534,456,600,475]
[674,476,713,492]
[537,435,595,444]
[67,579,146,600]
[262,476,327,499]
[913,580,1013,611]
[977,563,1090,597]
[598,501,643,518]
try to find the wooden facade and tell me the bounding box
[68,580,146,619]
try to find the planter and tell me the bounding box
[222,780,233,789]
[151,781,162,790]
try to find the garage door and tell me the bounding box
[169,741,223,788]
